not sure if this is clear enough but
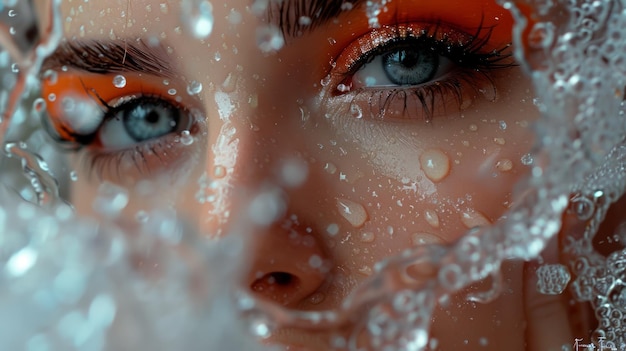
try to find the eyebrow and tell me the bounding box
[41,39,176,78]
[268,0,367,38]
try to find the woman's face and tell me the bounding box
[41,0,542,349]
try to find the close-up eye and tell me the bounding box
[39,72,203,178]
[351,38,454,88]
[328,23,515,120]
[96,96,191,150]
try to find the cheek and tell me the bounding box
[310,97,536,269]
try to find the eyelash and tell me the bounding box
[329,21,515,121]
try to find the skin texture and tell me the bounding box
[40,0,595,349]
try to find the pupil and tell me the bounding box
[146,110,160,124]
[383,46,438,86]
[398,50,419,68]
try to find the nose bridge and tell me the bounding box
[204,78,332,308]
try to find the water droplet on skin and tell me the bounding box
[308,292,326,305]
[521,153,534,165]
[179,130,193,145]
[358,265,372,276]
[213,165,226,178]
[424,209,440,229]
[308,255,323,269]
[47,93,56,102]
[468,124,478,132]
[496,158,513,172]
[228,9,242,24]
[69,171,78,182]
[411,233,443,246]
[256,24,284,53]
[280,158,308,187]
[420,149,451,182]
[493,137,506,145]
[336,198,368,228]
[186,80,203,95]
[326,223,339,236]
[460,210,491,229]
[112,75,126,88]
[324,162,337,174]
[92,182,130,218]
[359,231,375,243]
[499,120,507,130]
[349,103,362,118]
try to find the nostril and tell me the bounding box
[251,271,302,306]
[270,272,294,286]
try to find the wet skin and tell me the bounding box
[40,0,589,349]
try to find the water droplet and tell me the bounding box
[182,0,214,39]
[186,80,203,95]
[112,75,126,88]
[298,16,312,26]
[326,223,339,236]
[256,24,284,53]
[420,149,451,182]
[411,233,443,246]
[213,165,226,178]
[5,246,38,277]
[47,93,56,102]
[92,182,129,218]
[247,189,286,226]
[496,158,513,172]
[228,9,242,24]
[460,210,490,229]
[69,171,78,181]
[308,292,326,305]
[167,88,177,95]
[308,255,323,269]
[179,130,194,145]
[324,162,337,174]
[359,231,375,243]
[521,153,534,165]
[493,137,506,145]
[349,103,362,118]
[280,158,308,187]
[8,9,16,17]
[536,264,570,295]
[424,209,440,229]
[336,198,368,228]
[468,124,478,132]
[88,294,116,328]
[499,120,507,130]
[214,51,221,61]
[341,2,354,10]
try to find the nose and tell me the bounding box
[245,219,330,308]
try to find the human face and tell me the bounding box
[41,0,544,349]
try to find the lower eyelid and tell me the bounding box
[81,110,206,181]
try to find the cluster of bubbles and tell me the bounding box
[1,0,626,350]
